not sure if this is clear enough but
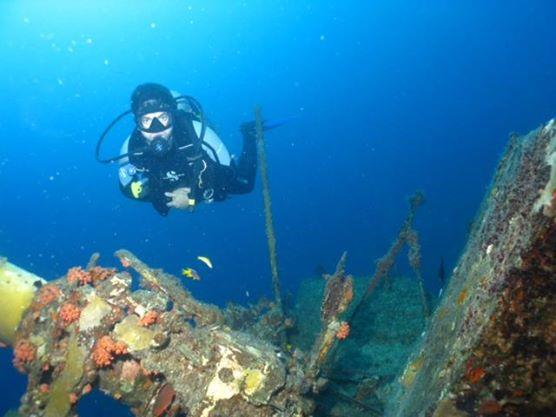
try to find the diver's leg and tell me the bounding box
[232,126,257,193]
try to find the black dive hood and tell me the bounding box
[95,95,207,164]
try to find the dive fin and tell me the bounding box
[240,116,296,135]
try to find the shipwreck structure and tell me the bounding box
[390,119,556,416]
[0,248,354,417]
[1,118,555,417]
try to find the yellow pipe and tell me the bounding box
[0,257,45,346]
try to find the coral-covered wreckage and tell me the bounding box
[1,118,555,417]
[391,119,556,416]
[2,246,358,417]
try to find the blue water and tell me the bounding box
[1,1,555,415]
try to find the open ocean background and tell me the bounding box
[1,1,555,415]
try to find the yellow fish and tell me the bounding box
[181,267,200,281]
[197,256,213,269]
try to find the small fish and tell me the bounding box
[245,291,250,297]
[197,256,213,269]
[182,267,200,281]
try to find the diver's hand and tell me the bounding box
[165,187,192,209]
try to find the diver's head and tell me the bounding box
[131,83,177,156]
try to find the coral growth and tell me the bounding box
[88,266,116,283]
[59,303,81,326]
[67,266,116,286]
[464,358,486,384]
[92,336,127,367]
[139,310,159,327]
[335,322,350,340]
[38,284,61,307]
[67,267,91,285]
[13,339,36,372]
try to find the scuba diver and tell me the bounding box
[96,83,258,216]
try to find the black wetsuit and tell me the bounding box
[119,110,257,216]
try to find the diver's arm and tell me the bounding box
[123,182,170,216]
[118,164,170,216]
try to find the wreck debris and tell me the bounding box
[391,119,556,416]
[350,191,428,323]
[320,253,353,322]
[405,220,430,318]
[222,298,288,347]
[7,250,321,417]
[327,384,382,416]
[86,252,101,270]
[0,259,46,345]
[307,252,354,380]
[255,106,285,327]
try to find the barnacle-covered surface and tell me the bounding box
[222,297,292,347]
[389,120,556,416]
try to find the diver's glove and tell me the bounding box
[165,187,195,211]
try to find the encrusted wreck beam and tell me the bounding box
[307,253,354,379]
[391,120,556,416]
[350,191,427,323]
[10,251,315,417]
[254,106,285,321]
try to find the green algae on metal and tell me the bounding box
[44,336,86,417]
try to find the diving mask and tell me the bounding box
[138,111,173,133]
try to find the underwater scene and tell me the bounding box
[1,1,555,416]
